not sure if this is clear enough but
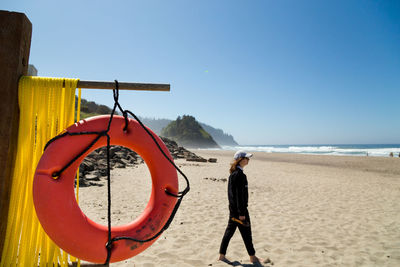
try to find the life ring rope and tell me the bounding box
[42,81,190,264]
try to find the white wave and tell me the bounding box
[287,146,337,152]
[219,145,400,157]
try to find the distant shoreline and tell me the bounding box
[193,144,400,158]
[191,150,400,176]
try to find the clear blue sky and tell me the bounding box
[3,0,400,145]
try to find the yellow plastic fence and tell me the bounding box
[1,77,81,266]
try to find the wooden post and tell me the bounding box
[0,11,32,258]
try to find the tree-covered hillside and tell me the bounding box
[200,123,239,146]
[161,115,220,148]
[76,97,117,119]
[75,97,238,146]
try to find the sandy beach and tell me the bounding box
[77,150,400,267]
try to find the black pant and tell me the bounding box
[219,210,255,256]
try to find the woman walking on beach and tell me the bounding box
[219,150,263,264]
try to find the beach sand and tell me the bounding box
[77,151,400,266]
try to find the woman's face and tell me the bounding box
[240,157,249,167]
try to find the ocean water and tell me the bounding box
[219,144,400,157]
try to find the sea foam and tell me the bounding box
[219,145,400,157]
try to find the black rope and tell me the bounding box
[51,132,107,178]
[43,80,190,265]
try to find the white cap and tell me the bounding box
[233,150,253,160]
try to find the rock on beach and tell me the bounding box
[77,137,210,187]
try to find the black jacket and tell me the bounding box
[227,167,248,217]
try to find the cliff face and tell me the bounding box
[161,115,220,149]
[200,123,238,146]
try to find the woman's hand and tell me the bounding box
[239,216,246,221]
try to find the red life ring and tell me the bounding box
[33,115,178,263]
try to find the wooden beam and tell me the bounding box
[76,80,170,91]
[0,10,32,259]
